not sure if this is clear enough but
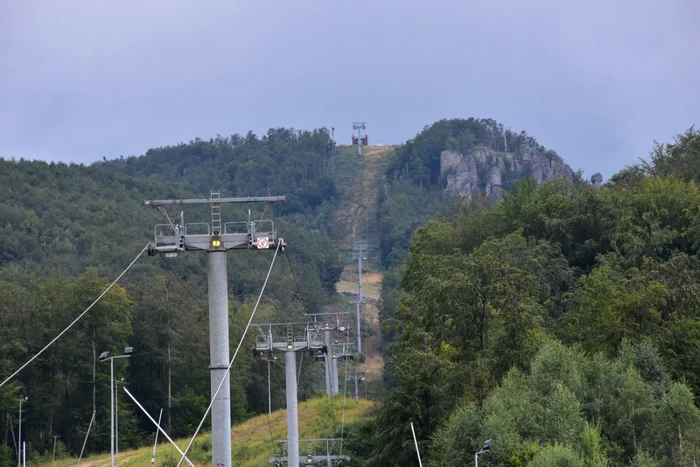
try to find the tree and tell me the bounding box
[646,126,700,184]
[530,444,584,467]
[645,382,700,466]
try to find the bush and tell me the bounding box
[189,437,212,463]
[0,445,12,467]
[529,444,584,467]
[161,451,177,467]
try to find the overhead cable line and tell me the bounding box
[158,252,207,312]
[284,249,339,429]
[176,242,281,467]
[0,244,149,389]
[285,249,314,325]
[123,388,194,467]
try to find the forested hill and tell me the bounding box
[100,128,337,217]
[367,127,700,466]
[0,117,629,465]
[375,118,579,269]
[0,128,340,272]
[0,127,345,462]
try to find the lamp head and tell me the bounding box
[476,439,493,454]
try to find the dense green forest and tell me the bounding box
[375,118,576,351]
[2,118,700,467]
[0,128,343,463]
[364,127,700,466]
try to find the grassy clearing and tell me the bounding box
[332,145,395,248]
[44,397,374,467]
[335,280,380,300]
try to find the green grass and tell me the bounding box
[336,280,380,300]
[44,397,374,467]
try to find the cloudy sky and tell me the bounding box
[1,0,698,179]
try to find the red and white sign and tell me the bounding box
[256,237,269,249]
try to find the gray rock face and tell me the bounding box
[443,150,478,196]
[441,144,574,201]
[591,172,603,188]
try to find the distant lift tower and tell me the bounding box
[330,342,355,395]
[345,371,366,401]
[145,191,286,467]
[271,438,351,467]
[351,122,368,155]
[252,322,327,467]
[351,243,368,354]
[308,312,350,397]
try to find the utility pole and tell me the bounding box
[252,322,327,467]
[352,122,367,155]
[17,396,26,467]
[145,192,286,467]
[308,312,349,397]
[351,243,367,354]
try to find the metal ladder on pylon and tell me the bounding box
[287,325,294,346]
[211,191,221,235]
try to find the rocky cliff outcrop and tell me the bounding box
[441,144,574,201]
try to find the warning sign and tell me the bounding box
[256,237,269,249]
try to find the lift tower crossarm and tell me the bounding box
[144,196,285,206]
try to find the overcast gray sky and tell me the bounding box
[1,0,698,179]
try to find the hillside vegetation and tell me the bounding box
[43,397,373,466]
[3,119,700,467]
[367,127,700,466]
[0,128,344,462]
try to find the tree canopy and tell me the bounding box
[369,126,700,466]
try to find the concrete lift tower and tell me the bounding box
[345,371,366,401]
[351,122,367,155]
[145,191,286,467]
[351,243,368,354]
[252,322,327,467]
[329,342,355,395]
[307,312,350,397]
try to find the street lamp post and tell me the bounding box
[115,378,125,455]
[18,396,27,467]
[99,347,134,467]
[474,439,493,467]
